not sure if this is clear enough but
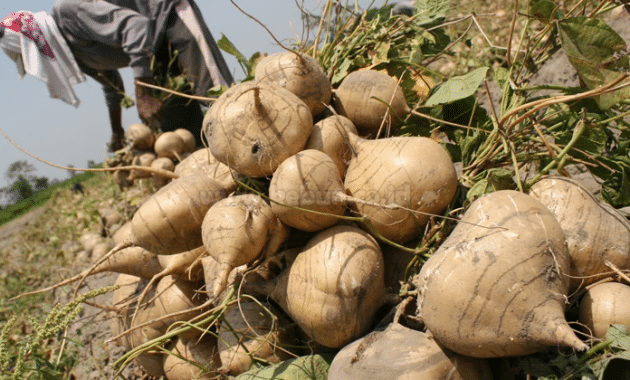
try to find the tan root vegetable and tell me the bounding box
[303,115,357,179]
[174,148,239,189]
[201,193,288,298]
[91,241,113,261]
[202,81,313,178]
[154,131,185,161]
[163,336,220,380]
[130,172,236,255]
[174,128,197,153]
[529,176,630,291]
[578,282,630,340]
[131,275,207,341]
[334,69,410,137]
[80,232,103,255]
[218,299,294,375]
[254,51,332,116]
[112,221,132,246]
[150,156,175,188]
[269,149,347,232]
[344,133,458,243]
[98,206,122,230]
[416,190,587,358]
[328,323,493,380]
[112,169,133,189]
[128,152,157,180]
[126,123,155,150]
[109,274,165,378]
[157,246,206,283]
[245,225,386,349]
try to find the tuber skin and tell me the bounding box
[130,172,236,256]
[344,132,458,244]
[529,176,630,291]
[202,81,313,178]
[254,51,332,116]
[201,193,288,298]
[578,282,630,340]
[173,128,197,153]
[334,69,410,137]
[218,299,294,376]
[269,149,347,232]
[126,123,155,150]
[244,224,387,349]
[174,148,240,189]
[303,115,357,179]
[415,190,588,358]
[154,131,185,161]
[328,323,493,380]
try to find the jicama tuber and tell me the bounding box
[150,156,175,188]
[202,81,313,178]
[154,131,185,161]
[218,299,294,375]
[334,69,410,137]
[578,282,630,340]
[303,115,357,179]
[254,51,332,116]
[173,128,196,153]
[529,176,630,291]
[269,149,347,232]
[415,190,587,358]
[344,132,458,243]
[201,193,288,298]
[126,123,155,150]
[244,224,387,349]
[130,172,236,256]
[328,323,492,380]
[163,336,220,380]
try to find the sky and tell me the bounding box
[0,0,385,190]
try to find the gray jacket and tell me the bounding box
[52,0,232,110]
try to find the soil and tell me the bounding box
[0,208,146,379]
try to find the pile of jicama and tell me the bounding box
[25,50,630,379]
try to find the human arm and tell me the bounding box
[53,0,164,129]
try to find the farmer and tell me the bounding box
[0,0,234,151]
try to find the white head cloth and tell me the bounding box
[0,10,86,107]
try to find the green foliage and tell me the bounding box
[557,17,630,109]
[0,287,114,380]
[7,176,34,204]
[424,67,489,106]
[234,354,334,380]
[217,34,260,82]
[0,171,99,226]
[313,2,451,89]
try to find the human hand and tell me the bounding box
[135,77,163,130]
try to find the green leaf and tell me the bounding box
[601,168,630,207]
[234,354,334,380]
[606,324,630,350]
[218,34,254,77]
[557,17,630,109]
[414,0,450,26]
[528,0,563,23]
[425,67,489,106]
[217,34,247,62]
[467,168,517,202]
